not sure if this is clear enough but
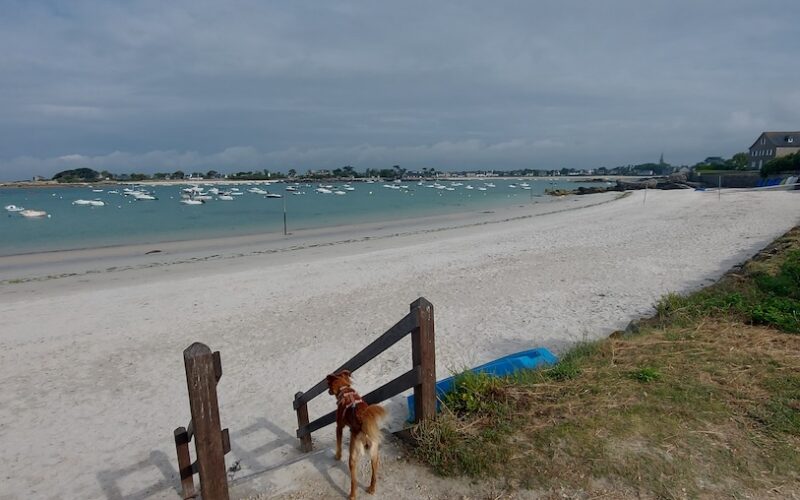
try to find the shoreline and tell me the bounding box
[0,192,621,284]
[0,189,798,499]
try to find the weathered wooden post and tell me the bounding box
[183,342,230,500]
[173,426,196,499]
[295,391,313,452]
[410,297,436,423]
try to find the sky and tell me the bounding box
[1,0,799,180]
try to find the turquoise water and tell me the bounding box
[0,179,594,256]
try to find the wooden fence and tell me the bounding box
[293,297,436,452]
[173,342,231,500]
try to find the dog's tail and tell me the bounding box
[361,404,388,445]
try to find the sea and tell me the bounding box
[0,178,598,256]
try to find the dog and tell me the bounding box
[326,370,387,499]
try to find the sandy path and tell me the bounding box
[0,189,797,500]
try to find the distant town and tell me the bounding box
[15,130,800,185]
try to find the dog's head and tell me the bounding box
[326,370,352,395]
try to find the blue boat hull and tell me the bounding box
[406,347,558,421]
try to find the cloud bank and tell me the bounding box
[1,1,798,179]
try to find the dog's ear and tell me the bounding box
[326,373,337,394]
[339,369,351,378]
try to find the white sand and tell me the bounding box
[0,189,798,500]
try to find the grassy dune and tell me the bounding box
[410,228,800,499]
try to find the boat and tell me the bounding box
[286,186,297,192]
[217,195,234,201]
[20,209,48,218]
[92,189,104,193]
[248,188,268,195]
[465,185,474,190]
[73,199,104,206]
[180,199,204,205]
[406,348,557,421]
[133,193,157,200]
[5,204,25,212]
[265,193,283,198]
[333,190,346,195]
[315,187,332,194]
[508,184,517,188]
[477,187,487,191]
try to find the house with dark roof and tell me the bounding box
[749,131,800,169]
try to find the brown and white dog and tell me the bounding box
[326,370,387,499]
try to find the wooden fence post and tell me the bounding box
[173,426,196,499]
[184,343,230,500]
[410,297,436,423]
[295,391,313,452]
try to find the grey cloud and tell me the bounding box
[1,1,799,179]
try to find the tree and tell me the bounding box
[206,170,218,179]
[729,152,749,170]
[52,168,100,183]
[100,170,113,180]
[761,152,800,177]
[172,170,185,179]
[288,168,297,178]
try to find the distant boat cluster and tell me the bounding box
[4,179,545,220]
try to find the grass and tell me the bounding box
[409,227,800,498]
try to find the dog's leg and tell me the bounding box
[348,435,359,500]
[367,440,379,494]
[335,421,343,461]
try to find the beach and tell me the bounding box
[0,188,798,499]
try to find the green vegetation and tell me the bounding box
[694,152,750,171]
[52,167,101,183]
[761,152,800,177]
[410,227,800,498]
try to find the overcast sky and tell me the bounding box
[1,1,798,180]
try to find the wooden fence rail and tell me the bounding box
[173,342,231,500]
[293,297,436,452]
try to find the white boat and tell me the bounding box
[265,193,283,198]
[193,195,213,200]
[5,204,25,212]
[343,186,355,191]
[316,187,333,194]
[509,184,517,188]
[218,195,234,201]
[208,188,220,195]
[92,189,104,193]
[133,193,157,200]
[230,191,244,196]
[107,190,119,194]
[484,183,496,188]
[180,199,204,205]
[477,187,487,191]
[520,182,530,188]
[20,209,48,217]
[248,188,268,195]
[74,199,105,206]
[286,186,297,192]
[334,190,346,195]
[465,185,474,190]
[292,191,306,195]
